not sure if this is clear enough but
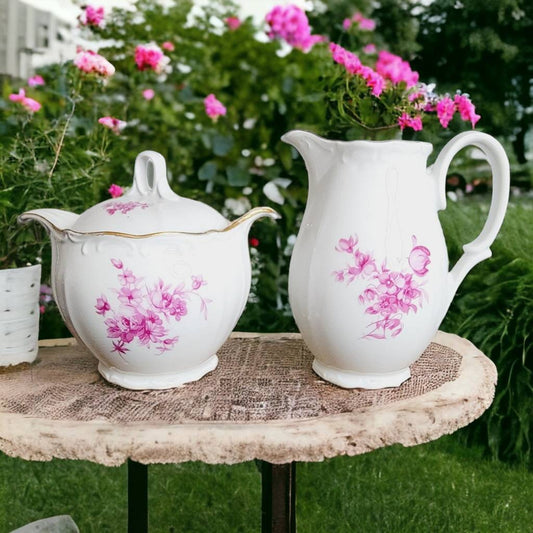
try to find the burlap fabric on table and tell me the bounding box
[0,336,461,424]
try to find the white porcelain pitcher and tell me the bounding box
[282,130,509,389]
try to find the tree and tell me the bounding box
[413,0,533,167]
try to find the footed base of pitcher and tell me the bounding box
[98,354,218,390]
[312,359,411,389]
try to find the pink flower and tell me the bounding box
[329,43,384,96]
[367,294,400,317]
[343,13,376,31]
[363,43,377,54]
[398,112,423,131]
[112,340,129,355]
[105,316,136,344]
[111,259,123,269]
[454,94,480,128]
[95,295,110,315]
[135,310,166,345]
[108,183,124,198]
[142,88,155,100]
[347,251,376,282]
[98,116,127,134]
[265,5,324,52]
[79,5,105,27]
[376,50,419,88]
[330,43,361,74]
[148,280,189,321]
[353,13,376,31]
[28,75,45,87]
[191,275,207,290]
[74,50,115,77]
[134,43,170,74]
[118,268,136,286]
[161,41,175,51]
[225,16,242,30]
[358,65,385,97]
[333,270,345,282]
[336,235,358,253]
[436,96,456,128]
[359,287,378,304]
[118,286,143,307]
[157,337,179,354]
[9,89,41,112]
[169,298,188,321]
[409,235,431,276]
[204,93,227,121]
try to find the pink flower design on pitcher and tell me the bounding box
[333,234,430,340]
[95,259,211,355]
[408,235,431,276]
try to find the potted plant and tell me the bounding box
[0,50,117,365]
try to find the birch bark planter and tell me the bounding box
[0,264,41,367]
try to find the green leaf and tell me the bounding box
[278,145,293,171]
[212,133,234,156]
[358,98,378,127]
[0,188,14,208]
[226,165,250,186]
[198,161,217,181]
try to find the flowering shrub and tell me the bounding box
[203,94,226,121]
[8,88,41,112]
[99,116,127,134]
[225,16,241,31]
[134,43,170,74]
[324,41,479,137]
[27,75,45,87]
[108,184,124,198]
[74,49,115,77]
[343,12,377,32]
[265,4,324,52]
[79,5,105,28]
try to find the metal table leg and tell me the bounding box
[261,461,296,533]
[128,459,148,533]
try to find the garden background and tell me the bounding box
[0,0,532,530]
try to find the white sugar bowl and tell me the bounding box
[20,151,278,389]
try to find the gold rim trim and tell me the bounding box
[22,207,280,239]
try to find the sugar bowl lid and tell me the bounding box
[70,151,228,235]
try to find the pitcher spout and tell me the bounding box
[18,208,79,237]
[281,130,335,190]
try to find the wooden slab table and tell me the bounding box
[0,331,496,532]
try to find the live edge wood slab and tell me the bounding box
[0,331,496,467]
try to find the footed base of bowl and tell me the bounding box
[98,354,219,390]
[312,359,411,389]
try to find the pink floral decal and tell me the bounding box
[105,201,149,215]
[333,234,430,339]
[95,259,210,356]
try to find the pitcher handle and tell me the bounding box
[430,131,510,304]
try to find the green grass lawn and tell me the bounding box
[1,435,532,532]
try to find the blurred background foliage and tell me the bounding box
[0,0,531,465]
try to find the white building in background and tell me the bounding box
[0,0,76,79]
